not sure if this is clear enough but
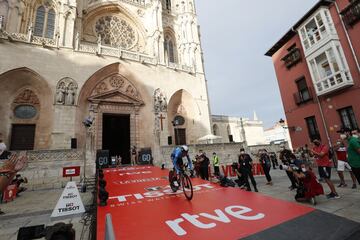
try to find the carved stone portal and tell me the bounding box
[13,89,40,105]
[55,77,78,105]
[90,74,141,100]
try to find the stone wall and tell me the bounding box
[158,142,286,168]
[17,149,94,190]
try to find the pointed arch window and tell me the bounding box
[213,124,219,136]
[34,6,55,38]
[164,36,177,63]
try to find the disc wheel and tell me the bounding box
[181,174,193,200]
[169,170,179,192]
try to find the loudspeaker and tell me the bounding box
[71,138,77,149]
[168,136,172,145]
[229,135,233,142]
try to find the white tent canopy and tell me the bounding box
[197,134,222,144]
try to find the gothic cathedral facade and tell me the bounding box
[0,0,211,163]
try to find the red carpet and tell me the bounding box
[96,166,316,239]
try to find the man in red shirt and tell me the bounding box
[310,139,339,199]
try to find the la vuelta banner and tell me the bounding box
[96,166,318,240]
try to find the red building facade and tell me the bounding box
[266,0,360,149]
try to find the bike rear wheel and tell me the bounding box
[181,174,193,200]
[169,170,179,192]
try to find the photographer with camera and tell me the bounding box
[238,148,258,192]
[288,163,324,205]
[279,145,298,190]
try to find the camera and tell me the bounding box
[279,164,299,171]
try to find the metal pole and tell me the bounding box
[105,214,116,240]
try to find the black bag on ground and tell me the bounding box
[219,175,236,187]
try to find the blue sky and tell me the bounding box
[196,0,318,128]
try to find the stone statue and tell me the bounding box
[65,84,75,105]
[154,88,167,113]
[56,82,66,104]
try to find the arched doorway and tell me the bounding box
[167,89,198,145]
[76,63,144,163]
[0,68,53,150]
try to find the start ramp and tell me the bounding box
[97,166,360,240]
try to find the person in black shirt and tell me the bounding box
[199,150,210,181]
[259,149,273,185]
[280,146,298,190]
[239,148,258,192]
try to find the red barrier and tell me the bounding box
[2,184,17,202]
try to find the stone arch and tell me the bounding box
[167,89,198,144]
[0,67,53,150]
[76,62,145,151]
[82,3,146,52]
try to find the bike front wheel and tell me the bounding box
[181,174,193,200]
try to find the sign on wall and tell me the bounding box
[62,166,80,178]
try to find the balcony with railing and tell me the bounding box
[0,28,196,74]
[281,48,302,69]
[341,0,360,27]
[88,0,147,8]
[314,70,353,96]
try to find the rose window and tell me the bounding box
[95,16,136,49]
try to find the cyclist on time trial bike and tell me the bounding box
[171,145,193,176]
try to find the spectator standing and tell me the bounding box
[239,148,258,192]
[335,140,357,188]
[199,150,210,180]
[130,146,137,166]
[212,152,220,176]
[280,146,298,190]
[310,139,339,199]
[339,128,360,185]
[269,152,278,169]
[259,149,272,185]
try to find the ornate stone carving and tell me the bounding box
[14,89,40,105]
[55,77,78,105]
[109,75,124,89]
[94,82,108,95]
[90,74,141,102]
[153,88,167,113]
[95,15,136,49]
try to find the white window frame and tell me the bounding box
[307,41,353,96]
[298,8,337,56]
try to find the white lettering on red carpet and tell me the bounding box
[165,205,265,236]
